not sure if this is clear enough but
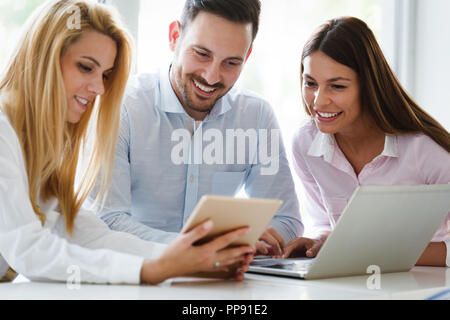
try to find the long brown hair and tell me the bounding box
[0,0,133,234]
[300,16,450,152]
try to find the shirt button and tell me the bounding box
[189,175,195,183]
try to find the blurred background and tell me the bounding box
[1,0,449,234]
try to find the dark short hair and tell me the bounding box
[180,0,261,40]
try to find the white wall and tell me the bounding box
[104,0,140,72]
[414,0,450,130]
[105,0,140,41]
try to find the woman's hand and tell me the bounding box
[282,234,328,259]
[141,220,255,284]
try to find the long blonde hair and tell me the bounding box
[0,0,133,234]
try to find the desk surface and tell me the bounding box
[1,267,449,300]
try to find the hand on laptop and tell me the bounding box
[282,234,329,258]
[255,226,285,257]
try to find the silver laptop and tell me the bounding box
[248,184,450,280]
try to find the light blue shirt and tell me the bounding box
[88,66,303,244]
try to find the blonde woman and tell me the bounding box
[0,0,254,284]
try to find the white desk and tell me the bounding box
[1,267,448,300]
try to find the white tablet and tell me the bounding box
[181,195,283,246]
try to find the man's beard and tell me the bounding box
[175,72,226,114]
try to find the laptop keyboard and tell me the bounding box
[251,257,314,272]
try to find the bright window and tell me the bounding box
[0,0,47,71]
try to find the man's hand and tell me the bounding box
[255,226,285,257]
[282,235,328,258]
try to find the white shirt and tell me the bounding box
[0,111,167,283]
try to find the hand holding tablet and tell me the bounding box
[181,195,283,246]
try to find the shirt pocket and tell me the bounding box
[211,171,246,196]
[322,197,348,229]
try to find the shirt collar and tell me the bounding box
[207,88,232,119]
[307,130,399,163]
[307,130,336,163]
[158,64,232,120]
[381,134,399,158]
[159,64,186,114]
